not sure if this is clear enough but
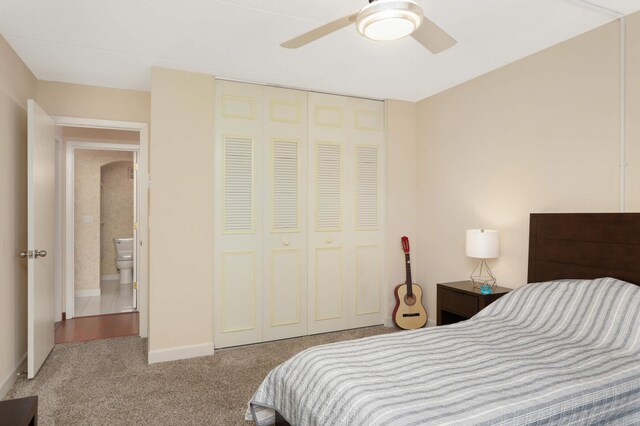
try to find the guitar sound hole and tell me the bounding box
[404,294,416,306]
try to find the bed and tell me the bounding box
[247,213,640,425]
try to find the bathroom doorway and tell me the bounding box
[100,159,137,314]
[62,131,141,319]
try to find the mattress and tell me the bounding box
[247,278,640,425]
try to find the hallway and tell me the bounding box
[55,312,139,344]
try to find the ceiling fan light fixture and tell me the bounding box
[356,0,424,41]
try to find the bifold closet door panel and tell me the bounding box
[262,87,309,342]
[307,93,350,334]
[214,81,264,348]
[348,97,385,329]
[308,93,385,335]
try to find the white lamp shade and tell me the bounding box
[466,229,499,259]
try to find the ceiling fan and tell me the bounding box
[281,0,456,54]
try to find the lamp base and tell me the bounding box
[470,259,496,289]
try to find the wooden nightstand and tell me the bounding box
[0,395,38,426]
[437,281,512,326]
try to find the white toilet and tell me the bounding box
[114,237,134,284]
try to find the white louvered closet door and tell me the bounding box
[307,93,350,334]
[348,97,385,328]
[308,93,385,335]
[214,81,264,348]
[215,82,384,347]
[262,87,308,341]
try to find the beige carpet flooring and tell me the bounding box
[6,326,395,425]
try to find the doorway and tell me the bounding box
[53,118,149,339]
[71,147,137,317]
[64,138,139,318]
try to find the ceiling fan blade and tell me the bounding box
[411,17,456,54]
[281,13,358,49]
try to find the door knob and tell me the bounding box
[326,237,333,244]
[19,250,33,259]
[281,238,290,246]
[34,250,47,258]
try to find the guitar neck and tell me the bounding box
[405,253,413,295]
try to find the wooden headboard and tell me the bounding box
[528,213,640,286]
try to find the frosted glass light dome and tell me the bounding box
[356,0,424,41]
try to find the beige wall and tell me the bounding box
[74,150,133,292]
[148,68,214,360]
[37,81,150,123]
[414,18,640,319]
[101,161,134,276]
[0,36,36,397]
[385,100,419,321]
[626,12,640,212]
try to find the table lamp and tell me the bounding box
[466,229,499,289]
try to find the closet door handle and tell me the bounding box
[281,238,290,246]
[326,237,333,244]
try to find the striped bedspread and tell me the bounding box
[248,278,640,425]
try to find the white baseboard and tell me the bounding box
[148,342,214,364]
[0,353,27,399]
[75,288,101,297]
[101,274,119,281]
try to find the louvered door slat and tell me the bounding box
[356,146,378,229]
[273,140,299,231]
[224,137,253,232]
[316,143,341,231]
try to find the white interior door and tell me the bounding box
[308,93,350,334]
[307,93,385,334]
[215,81,312,347]
[347,97,385,328]
[262,86,308,342]
[132,151,138,310]
[214,81,264,348]
[26,99,56,379]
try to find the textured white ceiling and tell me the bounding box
[0,0,638,101]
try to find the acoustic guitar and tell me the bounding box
[392,236,428,329]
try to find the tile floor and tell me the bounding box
[75,279,136,317]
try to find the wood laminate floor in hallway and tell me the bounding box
[54,311,139,344]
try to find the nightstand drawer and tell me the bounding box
[440,289,478,318]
